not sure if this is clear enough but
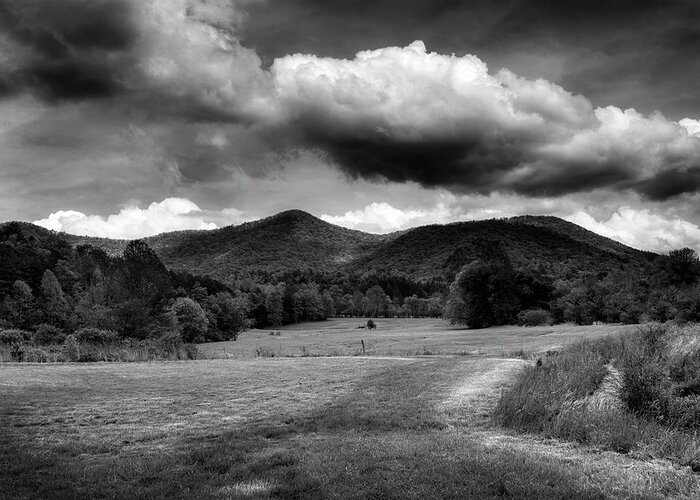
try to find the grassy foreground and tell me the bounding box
[3,355,700,499]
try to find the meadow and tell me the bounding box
[2,320,699,499]
[198,317,637,358]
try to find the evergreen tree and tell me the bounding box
[41,270,69,326]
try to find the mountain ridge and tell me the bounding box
[2,210,656,285]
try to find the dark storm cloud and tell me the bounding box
[0,0,267,120]
[3,0,700,212]
[635,168,700,201]
[299,129,528,194]
[0,0,137,100]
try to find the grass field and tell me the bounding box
[3,327,700,498]
[198,317,638,359]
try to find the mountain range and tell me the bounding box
[56,210,655,284]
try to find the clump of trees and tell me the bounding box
[0,224,248,359]
[444,242,700,328]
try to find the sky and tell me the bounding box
[2,0,700,253]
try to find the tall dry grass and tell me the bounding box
[494,323,700,468]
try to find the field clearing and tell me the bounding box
[3,353,699,498]
[199,317,638,358]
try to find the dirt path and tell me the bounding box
[435,357,699,499]
[440,357,529,426]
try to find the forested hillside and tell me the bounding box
[2,211,699,347]
[66,210,653,284]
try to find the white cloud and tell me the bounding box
[135,0,271,120]
[566,207,700,254]
[34,198,218,239]
[320,202,454,233]
[680,118,700,137]
[269,41,700,196]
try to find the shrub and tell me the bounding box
[9,343,25,362]
[34,324,66,345]
[516,309,552,326]
[23,347,50,363]
[73,327,118,345]
[183,344,199,360]
[62,335,80,362]
[0,329,31,344]
[255,346,275,357]
[620,351,671,421]
[158,331,183,352]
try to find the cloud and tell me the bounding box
[269,41,700,200]
[680,118,700,137]
[0,0,138,101]
[33,198,218,238]
[320,201,452,233]
[566,207,700,254]
[0,0,268,120]
[3,1,700,226]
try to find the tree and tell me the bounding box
[322,290,335,318]
[73,269,116,330]
[120,240,172,307]
[665,248,700,286]
[365,285,388,317]
[209,292,246,340]
[443,252,521,329]
[41,270,69,326]
[352,290,365,317]
[265,287,283,327]
[172,297,208,343]
[1,280,35,328]
[404,294,421,317]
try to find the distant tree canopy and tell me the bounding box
[2,221,700,341]
[444,245,700,328]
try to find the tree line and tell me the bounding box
[0,223,445,348]
[443,243,700,327]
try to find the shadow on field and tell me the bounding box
[1,415,321,499]
[251,359,451,438]
[2,356,662,499]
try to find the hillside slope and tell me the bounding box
[143,210,387,281]
[348,217,654,280]
[10,211,656,284]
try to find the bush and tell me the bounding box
[0,329,31,344]
[158,331,184,352]
[620,351,671,421]
[23,347,50,363]
[516,309,552,326]
[34,324,66,345]
[73,327,118,345]
[62,335,80,362]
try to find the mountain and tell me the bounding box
[350,216,654,280]
[11,210,656,285]
[144,210,387,281]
